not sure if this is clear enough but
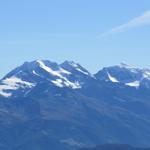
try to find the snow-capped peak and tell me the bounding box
[118,62,131,68]
[95,63,147,88]
[33,60,81,89]
[116,63,140,74]
[36,60,63,78]
[36,60,71,76]
[61,61,92,76]
[2,60,150,98]
[65,61,79,68]
[0,60,85,98]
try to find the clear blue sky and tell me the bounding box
[0,0,150,78]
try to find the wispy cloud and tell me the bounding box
[99,10,150,38]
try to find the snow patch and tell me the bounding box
[0,77,35,97]
[37,60,71,77]
[37,60,62,78]
[59,68,71,75]
[0,88,12,97]
[125,81,140,88]
[119,62,134,69]
[107,72,119,83]
[2,77,34,88]
[36,60,81,89]
[76,68,89,75]
[143,71,150,79]
[66,61,90,76]
[51,79,81,89]
[67,61,79,68]
[33,70,40,76]
[63,80,81,89]
[60,138,83,147]
[51,79,64,88]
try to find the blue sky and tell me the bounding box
[0,0,150,77]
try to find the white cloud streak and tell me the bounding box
[99,10,150,38]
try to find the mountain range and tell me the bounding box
[0,60,150,150]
